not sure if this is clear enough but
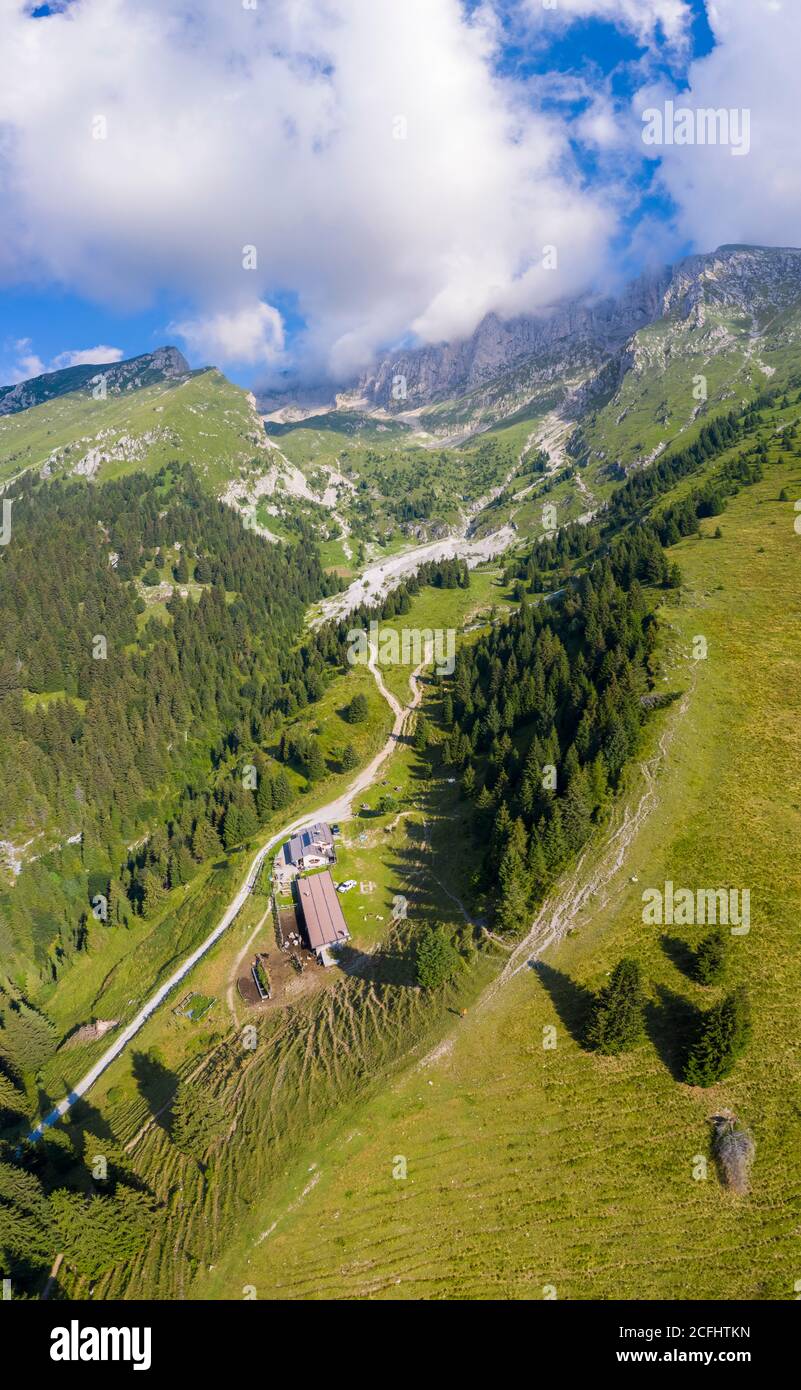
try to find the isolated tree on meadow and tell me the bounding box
[694,927,727,985]
[341,743,359,772]
[684,988,751,1088]
[171,1078,227,1162]
[585,958,646,1054]
[345,693,369,724]
[416,926,461,990]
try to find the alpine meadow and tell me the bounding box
[0,0,799,1354]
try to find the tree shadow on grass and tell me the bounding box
[645,984,703,1082]
[660,933,697,982]
[66,1094,116,1145]
[130,1050,180,1137]
[533,961,596,1049]
[335,940,417,988]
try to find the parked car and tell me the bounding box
[337,879,357,894]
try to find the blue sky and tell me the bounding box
[0,0,794,393]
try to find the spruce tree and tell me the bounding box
[172,1078,227,1161]
[695,927,727,985]
[345,693,369,724]
[305,739,326,781]
[585,958,645,1054]
[341,743,359,772]
[684,988,751,1087]
[415,926,461,990]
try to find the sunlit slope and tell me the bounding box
[0,367,268,492]
[574,300,801,476]
[197,447,801,1301]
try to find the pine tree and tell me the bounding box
[305,739,326,781]
[192,816,222,861]
[684,988,751,1087]
[0,1071,26,1120]
[172,1078,227,1161]
[414,714,432,753]
[341,743,359,772]
[51,1186,156,1277]
[271,771,293,808]
[496,850,530,935]
[695,927,727,985]
[0,999,57,1077]
[0,1160,55,1268]
[585,958,645,1054]
[255,774,274,822]
[141,869,167,917]
[460,764,476,798]
[345,693,369,723]
[416,926,461,990]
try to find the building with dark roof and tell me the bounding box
[281,822,335,873]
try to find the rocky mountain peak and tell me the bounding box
[354,245,801,416]
[0,345,191,418]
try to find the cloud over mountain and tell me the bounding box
[0,0,615,382]
[0,0,799,388]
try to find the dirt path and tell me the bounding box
[495,673,695,991]
[313,526,516,627]
[226,907,272,1020]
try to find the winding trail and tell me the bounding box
[27,638,426,1141]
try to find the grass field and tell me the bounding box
[360,566,513,706]
[13,410,801,1303]
[0,367,268,492]
[188,449,801,1301]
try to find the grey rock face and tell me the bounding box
[358,245,801,413]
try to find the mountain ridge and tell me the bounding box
[0,345,190,417]
[352,245,801,416]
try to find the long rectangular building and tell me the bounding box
[296,870,351,964]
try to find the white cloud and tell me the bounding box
[0,0,617,382]
[50,345,124,369]
[172,303,284,367]
[8,338,46,380]
[634,0,801,252]
[1,338,123,384]
[521,0,692,52]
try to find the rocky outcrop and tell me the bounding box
[0,346,190,417]
[356,245,801,418]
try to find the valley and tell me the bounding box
[1,243,800,1307]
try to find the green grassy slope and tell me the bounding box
[193,436,801,1301]
[0,368,268,492]
[574,302,801,477]
[268,411,529,543]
